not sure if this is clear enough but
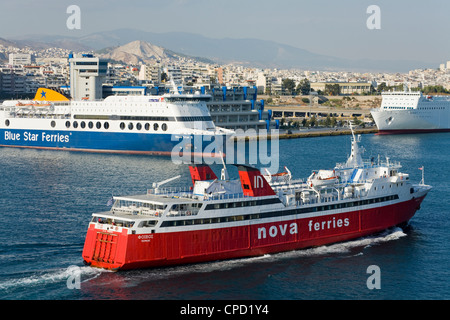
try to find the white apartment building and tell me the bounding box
[9,53,33,65]
[68,53,107,100]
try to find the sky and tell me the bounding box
[0,0,449,64]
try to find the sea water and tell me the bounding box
[0,133,448,300]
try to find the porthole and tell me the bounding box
[65,121,71,128]
[5,119,10,127]
[136,123,142,130]
[88,121,93,129]
[81,121,86,128]
[73,121,78,128]
[161,123,167,131]
[154,123,159,131]
[128,122,134,130]
[120,122,125,130]
[51,121,56,128]
[145,123,150,131]
[96,122,101,129]
[104,122,109,129]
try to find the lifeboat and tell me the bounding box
[308,171,339,188]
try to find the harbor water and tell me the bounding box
[0,133,448,300]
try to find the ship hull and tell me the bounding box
[377,128,450,135]
[82,195,426,270]
[371,99,450,134]
[0,128,224,156]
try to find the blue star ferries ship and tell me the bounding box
[0,87,233,157]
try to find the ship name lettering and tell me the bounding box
[24,131,39,141]
[257,222,298,239]
[4,131,20,141]
[41,132,70,143]
[308,217,350,232]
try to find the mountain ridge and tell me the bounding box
[4,29,436,72]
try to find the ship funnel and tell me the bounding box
[235,165,275,197]
[188,164,218,186]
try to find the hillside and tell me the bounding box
[97,40,214,65]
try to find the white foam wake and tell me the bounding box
[0,265,104,291]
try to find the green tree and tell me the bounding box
[324,114,331,127]
[296,78,311,95]
[282,78,296,95]
[325,84,340,96]
[331,116,337,127]
[301,118,308,127]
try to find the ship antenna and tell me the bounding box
[419,166,425,185]
[219,151,229,180]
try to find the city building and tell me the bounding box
[9,53,33,65]
[310,81,373,95]
[68,53,107,100]
[138,63,161,84]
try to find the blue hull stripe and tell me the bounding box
[0,129,221,154]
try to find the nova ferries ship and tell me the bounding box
[82,127,431,270]
[0,88,232,156]
[371,87,450,134]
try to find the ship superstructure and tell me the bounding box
[82,127,431,270]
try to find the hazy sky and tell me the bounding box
[1,0,448,64]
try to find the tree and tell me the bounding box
[376,82,387,93]
[324,115,331,127]
[296,78,311,95]
[282,78,296,95]
[331,116,337,127]
[325,84,340,96]
[301,118,308,127]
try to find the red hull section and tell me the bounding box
[82,196,425,270]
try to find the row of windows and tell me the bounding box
[119,122,167,131]
[74,115,175,121]
[160,195,400,228]
[204,198,281,210]
[61,121,168,131]
[73,115,211,122]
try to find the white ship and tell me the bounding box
[371,87,450,134]
[0,88,233,156]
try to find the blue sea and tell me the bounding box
[0,133,448,302]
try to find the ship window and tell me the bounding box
[96,121,101,129]
[5,119,10,126]
[138,220,157,228]
[162,123,168,131]
[73,121,78,128]
[136,123,142,130]
[88,121,93,129]
[128,122,134,130]
[81,121,86,128]
[51,121,56,128]
[120,122,125,130]
[154,123,159,131]
[104,122,109,129]
[145,123,150,131]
